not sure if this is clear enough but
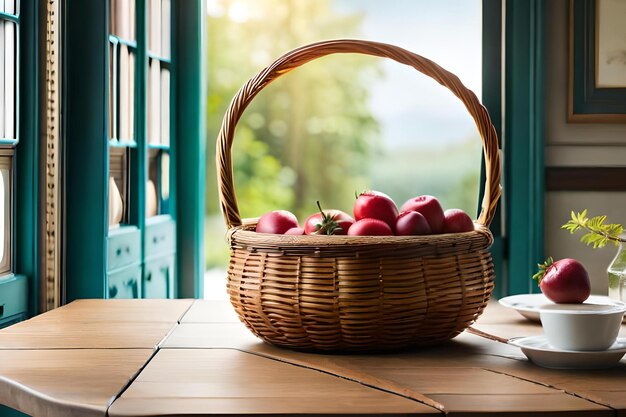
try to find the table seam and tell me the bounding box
[176,299,197,324]
[158,346,446,414]
[482,367,617,412]
[105,319,183,416]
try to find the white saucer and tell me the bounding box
[509,335,626,369]
[499,294,625,322]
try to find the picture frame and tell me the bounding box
[568,0,626,123]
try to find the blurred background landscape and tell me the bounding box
[204,0,482,298]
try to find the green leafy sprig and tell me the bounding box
[561,210,626,248]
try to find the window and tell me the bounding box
[109,0,137,227]
[146,0,172,218]
[0,154,11,275]
[0,0,18,276]
[204,0,483,298]
[108,0,172,226]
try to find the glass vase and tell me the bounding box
[607,239,626,303]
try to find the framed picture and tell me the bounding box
[569,0,626,122]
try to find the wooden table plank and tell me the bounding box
[162,321,526,364]
[0,320,176,349]
[31,299,194,323]
[0,299,624,416]
[426,394,610,417]
[469,301,626,412]
[161,322,260,349]
[0,349,152,417]
[108,349,440,416]
[161,303,621,416]
[486,359,626,412]
[0,299,191,349]
[179,300,240,323]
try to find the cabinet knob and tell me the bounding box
[125,278,139,298]
[109,285,118,298]
[116,248,122,256]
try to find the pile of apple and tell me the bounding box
[255,191,475,236]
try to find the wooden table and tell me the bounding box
[1,298,625,417]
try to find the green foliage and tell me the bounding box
[204,0,381,268]
[233,127,296,217]
[561,209,625,249]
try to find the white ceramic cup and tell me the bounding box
[539,303,626,351]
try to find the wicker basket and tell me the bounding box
[216,39,502,352]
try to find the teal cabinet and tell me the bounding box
[144,216,175,298]
[107,226,141,271]
[0,407,26,417]
[63,0,204,301]
[145,216,175,256]
[108,264,142,299]
[0,275,28,328]
[144,254,174,298]
[63,0,190,301]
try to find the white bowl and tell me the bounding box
[539,303,626,351]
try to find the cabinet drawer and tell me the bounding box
[107,264,141,299]
[145,216,175,257]
[144,255,175,299]
[107,226,141,270]
[0,313,28,329]
[0,275,28,324]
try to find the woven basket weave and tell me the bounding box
[217,39,502,352]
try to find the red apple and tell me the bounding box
[442,209,475,233]
[304,202,354,235]
[347,218,394,236]
[255,210,299,234]
[400,195,445,233]
[284,227,305,235]
[533,257,591,304]
[354,191,398,231]
[395,211,431,236]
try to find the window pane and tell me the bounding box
[204,0,483,298]
[147,0,171,56]
[147,59,160,144]
[2,21,17,140]
[0,158,11,274]
[108,148,129,227]
[161,152,170,201]
[110,0,137,41]
[0,168,4,265]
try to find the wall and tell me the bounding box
[544,0,626,294]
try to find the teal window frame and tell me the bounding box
[63,0,205,301]
[174,0,205,298]
[503,0,545,296]
[0,5,20,278]
[482,0,545,298]
[7,0,38,313]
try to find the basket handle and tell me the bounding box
[217,39,502,229]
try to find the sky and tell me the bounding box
[334,0,483,149]
[207,0,483,150]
